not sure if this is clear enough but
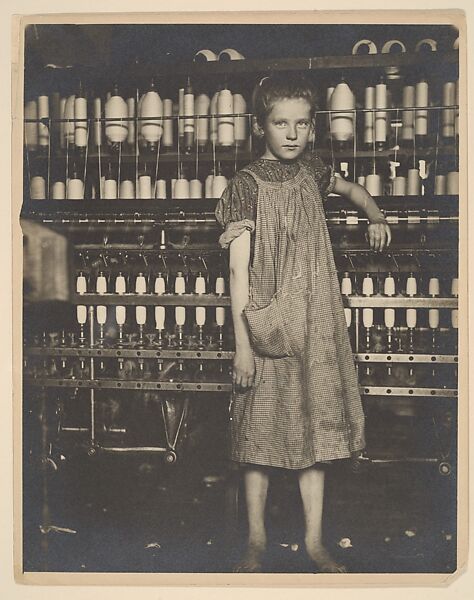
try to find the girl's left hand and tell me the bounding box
[367,222,391,252]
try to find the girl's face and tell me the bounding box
[261,97,313,162]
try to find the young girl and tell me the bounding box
[215,74,391,573]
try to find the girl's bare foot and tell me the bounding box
[305,540,347,573]
[233,542,266,573]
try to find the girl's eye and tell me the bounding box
[297,121,310,128]
[274,121,287,127]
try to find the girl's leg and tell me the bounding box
[234,465,270,572]
[298,466,347,573]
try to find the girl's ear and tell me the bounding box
[252,118,264,138]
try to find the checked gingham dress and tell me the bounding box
[215,155,365,469]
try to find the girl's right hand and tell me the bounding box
[233,349,256,390]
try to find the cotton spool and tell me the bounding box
[364,86,375,146]
[392,176,407,196]
[429,309,439,329]
[195,275,206,295]
[139,175,152,199]
[104,178,118,200]
[381,40,406,54]
[115,274,127,326]
[216,307,225,327]
[406,274,417,297]
[155,275,166,295]
[429,277,440,297]
[210,92,219,144]
[330,80,355,143]
[451,277,458,297]
[64,95,76,145]
[183,78,195,149]
[407,169,421,195]
[362,274,374,296]
[384,274,396,297]
[212,175,228,198]
[67,178,84,200]
[135,275,148,327]
[434,175,446,195]
[74,94,88,150]
[447,171,459,194]
[233,93,247,146]
[415,79,429,137]
[119,180,134,199]
[175,306,186,327]
[363,308,374,328]
[162,99,174,149]
[135,274,147,294]
[341,273,352,296]
[195,307,206,327]
[96,273,108,326]
[406,308,417,329]
[140,83,163,147]
[384,309,395,329]
[217,88,234,146]
[155,179,167,199]
[190,179,203,199]
[375,80,387,145]
[365,174,382,196]
[154,275,166,332]
[455,79,459,138]
[401,85,415,142]
[194,49,218,62]
[76,274,87,295]
[155,305,166,330]
[218,48,245,61]
[173,178,190,199]
[175,273,186,295]
[105,92,128,144]
[37,95,50,148]
[442,82,456,139]
[52,181,66,199]
[93,97,102,148]
[415,39,437,52]
[205,175,214,199]
[76,306,87,325]
[352,39,377,54]
[195,93,211,148]
[178,87,185,140]
[215,276,225,295]
[24,99,38,148]
[30,176,46,200]
[126,97,136,146]
[59,97,67,149]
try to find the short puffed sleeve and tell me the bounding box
[301,152,337,201]
[214,171,258,229]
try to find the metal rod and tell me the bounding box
[88,306,95,444]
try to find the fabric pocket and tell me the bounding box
[244,289,308,359]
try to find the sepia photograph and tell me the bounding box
[12,10,467,587]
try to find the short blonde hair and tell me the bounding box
[252,73,317,128]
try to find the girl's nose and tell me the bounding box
[286,126,297,140]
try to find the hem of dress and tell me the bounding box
[230,445,365,470]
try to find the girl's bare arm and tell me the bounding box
[229,229,255,388]
[332,177,392,252]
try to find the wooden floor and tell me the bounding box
[23,408,457,574]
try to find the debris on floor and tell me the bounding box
[39,524,77,535]
[145,542,161,550]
